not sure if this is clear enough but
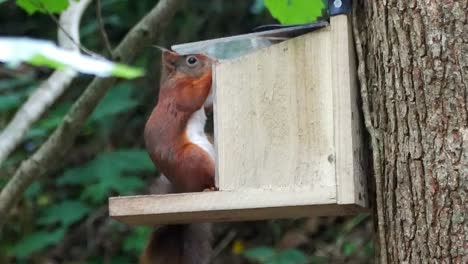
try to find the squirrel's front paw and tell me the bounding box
[203,186,219,192]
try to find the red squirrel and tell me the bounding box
[141,50,216,264]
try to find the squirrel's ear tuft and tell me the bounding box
[160,50,180,84]
[152,45,169,52]
[162,50,180,62]
[161,50,179,70]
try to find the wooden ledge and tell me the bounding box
[109,190,367,226]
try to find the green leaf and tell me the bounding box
[86,256,104,264]
[342,213,369,233]
[0,0,7,4]
[10,228,65,258]
[244,246,276,262]
[342,242,357,256]
[87,256,133,264]
[59,149,153,203]
[112,175,145,195]
[37,200,90,227]
[0,75,34,91]
[363,241,374,257]
[111,63,145,79]
[309,255,329,264]
[271,249,308,264]
[58,149,153,187]
[24,182,42,200]
[81,183,110,203]
[0,93,22,112]
[29,53,66,69]
[81,174,145,203]
[93,149,155,172]
[0,178,7,189]
[123,227,151,253]
[264,0,325,24]
[108,256,133,264]
[35,103,71,129]
[16,0,69,14]
[26,82,140,138]
[25,103,71,139]
[57,166,95,186]
[90,83,139,122]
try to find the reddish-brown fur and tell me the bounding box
[144,69,215,192]
[140,50,215,264]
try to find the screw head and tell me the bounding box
[334,0,342,8]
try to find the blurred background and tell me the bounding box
[0,0,373,263]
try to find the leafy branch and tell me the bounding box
[0,0,183,231]
[0,0,92,166]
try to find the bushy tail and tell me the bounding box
[140,223,213,264]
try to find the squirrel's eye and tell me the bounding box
[186,56,198,67]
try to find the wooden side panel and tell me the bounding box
[331,15,367,206]
[109,190,368,226]
[214,29,336,193]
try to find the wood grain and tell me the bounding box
[214,27,336,194]
[109,190,366,225]
[331,15,367,206]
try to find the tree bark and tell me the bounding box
[353,0,467,263]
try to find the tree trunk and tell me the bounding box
[353,0,467,263]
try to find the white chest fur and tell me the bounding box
[186,107,215,161]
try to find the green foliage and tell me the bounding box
[58,149,153,203]
[16,0,69,14]
[88,256,133,264]
[244,246,276,262]
[7,149,152,258]
[25,103,71,139]
[10,228,65,258]
[363,241,375,257]
[0,77,33,113]
[273,249,308,264]
[264,0,325,24]
[123,227,151,253]
[342,241,358,256]
[37,200,90,227]
[24,182,42,200]
[0,93,22,111]
[244,246,308,264]
[309,256,329,264]
[342,213,369,233]
[90,83,139,122]
[111,64,145,80]
[25,83,138,140]
[29,53,66,69]
[0,75,34,92]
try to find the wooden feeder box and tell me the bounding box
[109,15,368,226]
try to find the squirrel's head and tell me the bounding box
[155,49,216,112]
[160,50,216,85]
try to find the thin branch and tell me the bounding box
[0,0,93,166]
[96,0,113,58]
[0,0,184,231]
[47,11,99,57]
[30,0,97,57]
[208,230,237,264]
